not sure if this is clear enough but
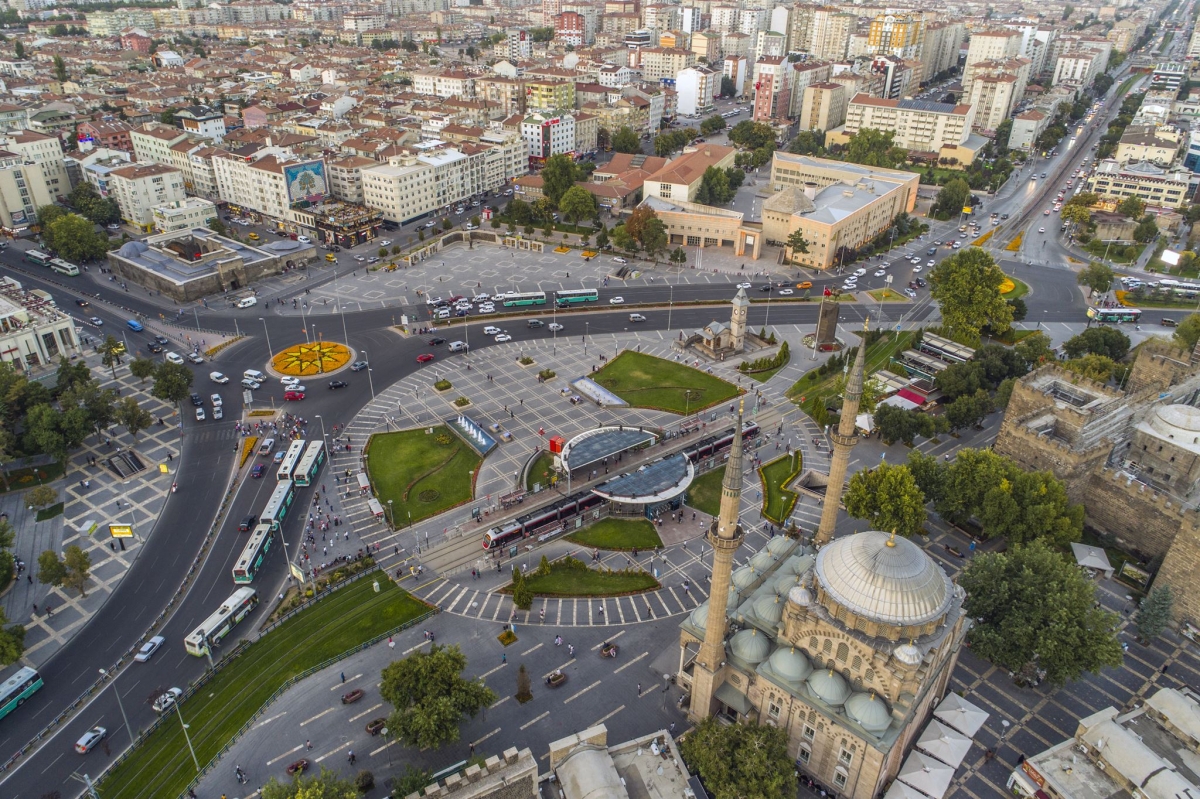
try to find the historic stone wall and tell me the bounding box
[1156,514,1200,624]
[1128,339,1196,394]
[993,421,1109,504]
[1082,468,1191,560]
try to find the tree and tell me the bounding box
[115,396,154,441]
[1063,326,1130,360]
[699,115,726,136]
[260,766,358,799]
[934,360,986,400]
[378,247,388,258]
[37,204,65,230]
[1134,214,1159,243]
[14,40,23,60]
[1174,313,1200,350]
[1134,585,1174,642]
[62,544,91,596]
[720,75,735,96]
[680,719,792,799]
[960,541,1123,686]
[539,154,577,206]
[37,550,67,587]
[930,178,971,221]
[379,644,497,750]
[1061,203,1092,227]
[516,663,532,702]
[1015,331,1055,368]
[595,226,609,249]
[944,389,993,431]
[1062,353,1117,382]
[52,54,67,82]
[1077,261,1114,295]
[26,484,58,511]
[844,462,927,537]
[1116,195,1146,219]
[788,130,824,155]
[0,606,24,666]
[558,185,597,225]
[126,358,157,389]
[46,213,110,262]
[55,356,91,394]
[873,404,936,445]
[727,121,776,151]
[640,217,668,260]
[842,128,907,169]
[442,217,452,231]
[610,126,640,154]
[98,335,125,379]
[695,166,734,205]
[151,361,194,407]
[929,248,1013,340]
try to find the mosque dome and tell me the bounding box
[785,554,815,576]
[1148,405,1200,450]
[730,628,770,665]
[894,642,923,666]
[788,583,813,607]
[754,593,785,626]
[807,669,851,706]
[732,565,758,591]
[689,601,710,631]
[767,536,793,555]
[774,571,802,595]
[750,548,776,571]
[815,531,953,627]
[767,646,812,683]
[845,692,892,734]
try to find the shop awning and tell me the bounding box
[714,681,752,715]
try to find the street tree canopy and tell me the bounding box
[558,185,598,225]
[726,120,776,151]
[1062,326,1130,361]
[151,361,194,406]
[960,540,1123,686]
[929,248,1013,340]
[260,766,357,799]
[45,213,110,263]
[1174,313,1200,351]
[379,643,497,750]
[610,126,640,154]
[841,127,907,169]
[844,462,927,537]
[1076,261,1114,295]
[539,154,577,206]
[680,719,792,799]
[930,178,971,221]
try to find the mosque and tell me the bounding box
[677,330,969,799]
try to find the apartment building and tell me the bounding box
[1053,50,1108,94]
[676,66,719,117]
[691,31,722,62]
[1151,63,1189,94]
[643,145,736,203]
[967,73,1021,134]
[723,55,749,97]
[213,153,321,222]
[1115,125,1182,166]
[835,95,974,154]
[77,119,133,153]
[752,56,790,123]
[2,131,68,202]
[151,196,218,233]
[1008,109,1051,152]
[641,48,696,83]
[521,113,576,165]
[527,80,576,113]
[175,106,227,141]
[808,8,854,62]
[1086,158,1193,209]
[786,61,834,118]
[107,163,187,228]
[963,30,1022,97]
[799,83,847,132]
[411,70,476,100]
[0,149,54,230]
[867,15,923,60]
[131,123,190,168]
[328,155,377,204]
[921,21,966,82]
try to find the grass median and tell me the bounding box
[760,452,802,525]
[686,466,725,517]
[566,517,662,550]
[366,426,483,525]
[592,351,741,413]
[99,574,430,799]
[513,559,660,597]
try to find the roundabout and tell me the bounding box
[269,340,354,376]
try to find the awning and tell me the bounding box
[934,693,989,737]
[878,394,920,411]
[884,782,931,799]
[856,413,875,433]
[897,751,954,798]
[897,388,927,405]
[916,720,973,768]
[1070,543,1114,578]
[714,681,752,715]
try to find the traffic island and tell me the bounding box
[591,351,741,413]
[364,426,483,525]
[269,341,353,377]
[566,517,663,551]
[504,556,659,598]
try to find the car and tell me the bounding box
[478,303,495,313]
[609,296,625,304]
[629,313,646,322]
[1044,209,1051,215]
[367,257,379,264]
[153,687,184,714]
[778,288,794,295]
[354,255,366,262]
[350,360,368,371]
[152,334,169,345]
[1001,213,1009,220]
[465,223,478,230]
[329,380,348,389]
[186,353,204,364]
[238,514,256,531]
[281,375,300,386]
[1039,227,1046,233]
[284,391,305,401]
[1163,318,1179,327]
[915,278,927,288]
[736,282,751,289]
[251,464,266,478]
[210,393,223,408]
[416,353,435,363]
[951,242,961,249]
[75,726,107,754]
[424,221,436,228]
[189,393,204,407]
[235,296,257,309]
[874,269,887,277]
[613,257,628,264]
[195,407,206,421]
[241,378,261,390]
[287,758,311,775]
[549,322,564,332]
[286,385,306,394]
[342,689,365,704]
[378,240,392,247]
[853,268,868,277]
[89,316,103,326]
[528,319,545,328]
[495,333,512,343]
[483,325,502,335]
[165,352,184,365]
[247,232,260,240]
[913,265,924,273]
[75,299,90,308]
[325,253,337,262]
[796,281,812,289]
[904,288,918,298]
[148,342,164,354]
[134,635,165,662]
[297,235,311,244]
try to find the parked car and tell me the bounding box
[152,687,184,714]
[165,352,184,365]
[134,635,165,662]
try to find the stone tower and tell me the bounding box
[730,287,749,352]
[814,323,868,547]
[689,399,747,722]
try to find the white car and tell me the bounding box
[152,687,184,714]
[609,297,625,304]
[210,393,223,408]
[473,294,491,302]
[874,269,887,277]
[241,378,261,390]
[379,240,392,247]
[297,235,311,244]
[213,407,224,420]
[854,268,867,277]
[134,635,165,662]
[613,257,628,264]
[75,726,107,754]
[195,407,206,421]
[778,288,794,295]
[165,352,184,365]
[210,372,229,384]
[910,256,921,264]
[736,282,751,289]
[478,303,495,313]
[465,223,478,230]
[1039,227,1046,233]
[281,376,300,386]
[495,333,512,343]
[286,385,306,394]
[483,325,502,335]
[904,288,918,298]
[913,265,924,273]
[549,322,564,332]
[424,221,436,228]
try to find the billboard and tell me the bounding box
[109,524,133,538]
[283,161,328,204]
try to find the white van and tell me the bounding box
[235,296,258,308]
[434,308,451,320]
[448,341,468,352]
[257,438,276,457]
[629,313,647,322]
[243,369,266,382]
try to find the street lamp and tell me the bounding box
[316,414,327,446]
[98,668,132,745]
[176,698,201,773]
[363,350,375,400]
[259,317,272,356]
[584,321,589,355]
[387,499,394,528]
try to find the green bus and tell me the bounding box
[554,288,599,305]
[502,291,547,307]
[0,667,43,721]
[1087,307,1141,324]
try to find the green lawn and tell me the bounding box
[1001,275,1029,301]
[867,288,905,302]
[566,517,662,550]
[686,466,725,517]
[787,332,914,419]
[592,351,741,413]
[99,574,431,799]
[366,426,483,525]
[35,502,64,522]
[760,452,802,525]
[516,562,659,597]
[526,451,557,492]
[990,328,1039,345]
[0,460,64,494]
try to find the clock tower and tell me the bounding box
[730,286,749,352]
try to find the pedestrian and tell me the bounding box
[32,603,37,614]
[669,722,675,733]
[306,739,312,750]
[636,683,641,694]
[340,671,345,683]
[502,652,507,664]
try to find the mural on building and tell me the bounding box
[284,161,328,203]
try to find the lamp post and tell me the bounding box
[387,499,394,528]
[363,350,375,400]
[98,668,132,745]
[259,317,272,357]
[584,321,589,355]
[176,698,201,773]
[316,414,327,447]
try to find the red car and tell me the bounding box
[284,391,305,401]
[251,464,266,478]
[417,353,435,363]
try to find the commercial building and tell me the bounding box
[0,276,81,371]
[1151,62,1189,95]
[832,96,975,158]
[1086,158,1193,208]
[0,149,55,232]
[676,66,719,117]
[291,199,382,248]
[107,163,187,229]
[1115,124,1182,166]
[520,113,576,166]
[764,153,919,271]
[151,197,218,233]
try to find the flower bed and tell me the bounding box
[240,436,259,468]
[270,342,352,377]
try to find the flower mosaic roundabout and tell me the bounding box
[270,341,353,376]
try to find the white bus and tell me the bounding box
[184,587,258,656]
[232,523,275,584]
[49,258,80,276]
[260,480,296,533]
[294,440,326,488]
[25,250,52,266]
[276,439,306,481]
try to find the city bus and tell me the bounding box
[276,439,306,481]
[502,291,547,307]
[1087,307,1142,324]
[184,587,259,657]
[0,667,43,721]
[25,250,52,266]
[260,480,296,533]
[49,258,79,276]
[554,288,599,306]
[232,523,275,584]
[293,440,326,488]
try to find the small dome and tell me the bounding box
[689,601,710,631]
[730,628,770,665]
[766,536,793,555]
[788,584,813,607]
[845,692,892,734]
[727,585,743,609]
[732,565,757,590]
[815,531,953,627]
[750,549,776,571]
[754,593,785,625]
[117,241,148,257]
[807,669,850,706]
[774,571,801,595]
[894,642,922,666]
[767,646,812,683]
[785,554,815,576]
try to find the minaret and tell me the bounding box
[689,399,747,722]
[814,322,868,547]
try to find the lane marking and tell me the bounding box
[520,711,550,730]
[522,642,544,656]
[472,727,501,747]
[370,739,398,757]
[349,703,383,723]
[614,652,649,673]
[478,663,507,680]
[255,711,287,729]
[266,744,303,766]
[403,639,431,655]
[300,707,335,726]
[563,680,602,704]
[542,658,575,679]
[591,630,625,650]
[592,705,625,727]
[491,695,512,710]
[638,682,661,698]
[314,740,353,763]
[330,674,362,690]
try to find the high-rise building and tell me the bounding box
[677,66,720,116]
[799,82,847,132]
[867,14,924,60]
[962,29,1022,97]
[810,8,855,62]
[752,56,790,122]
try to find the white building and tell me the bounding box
[1,130,68,202]
[521,113,576,164]
[151,196,218,233]
[107,163,187,228]
[838,95,975,153]
[676,66,719,117]
[0,276,81,371]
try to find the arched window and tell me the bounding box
[823,638,833,655]
[865,668,875,684]
[836,642,849,662]
[851,655,862,670]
